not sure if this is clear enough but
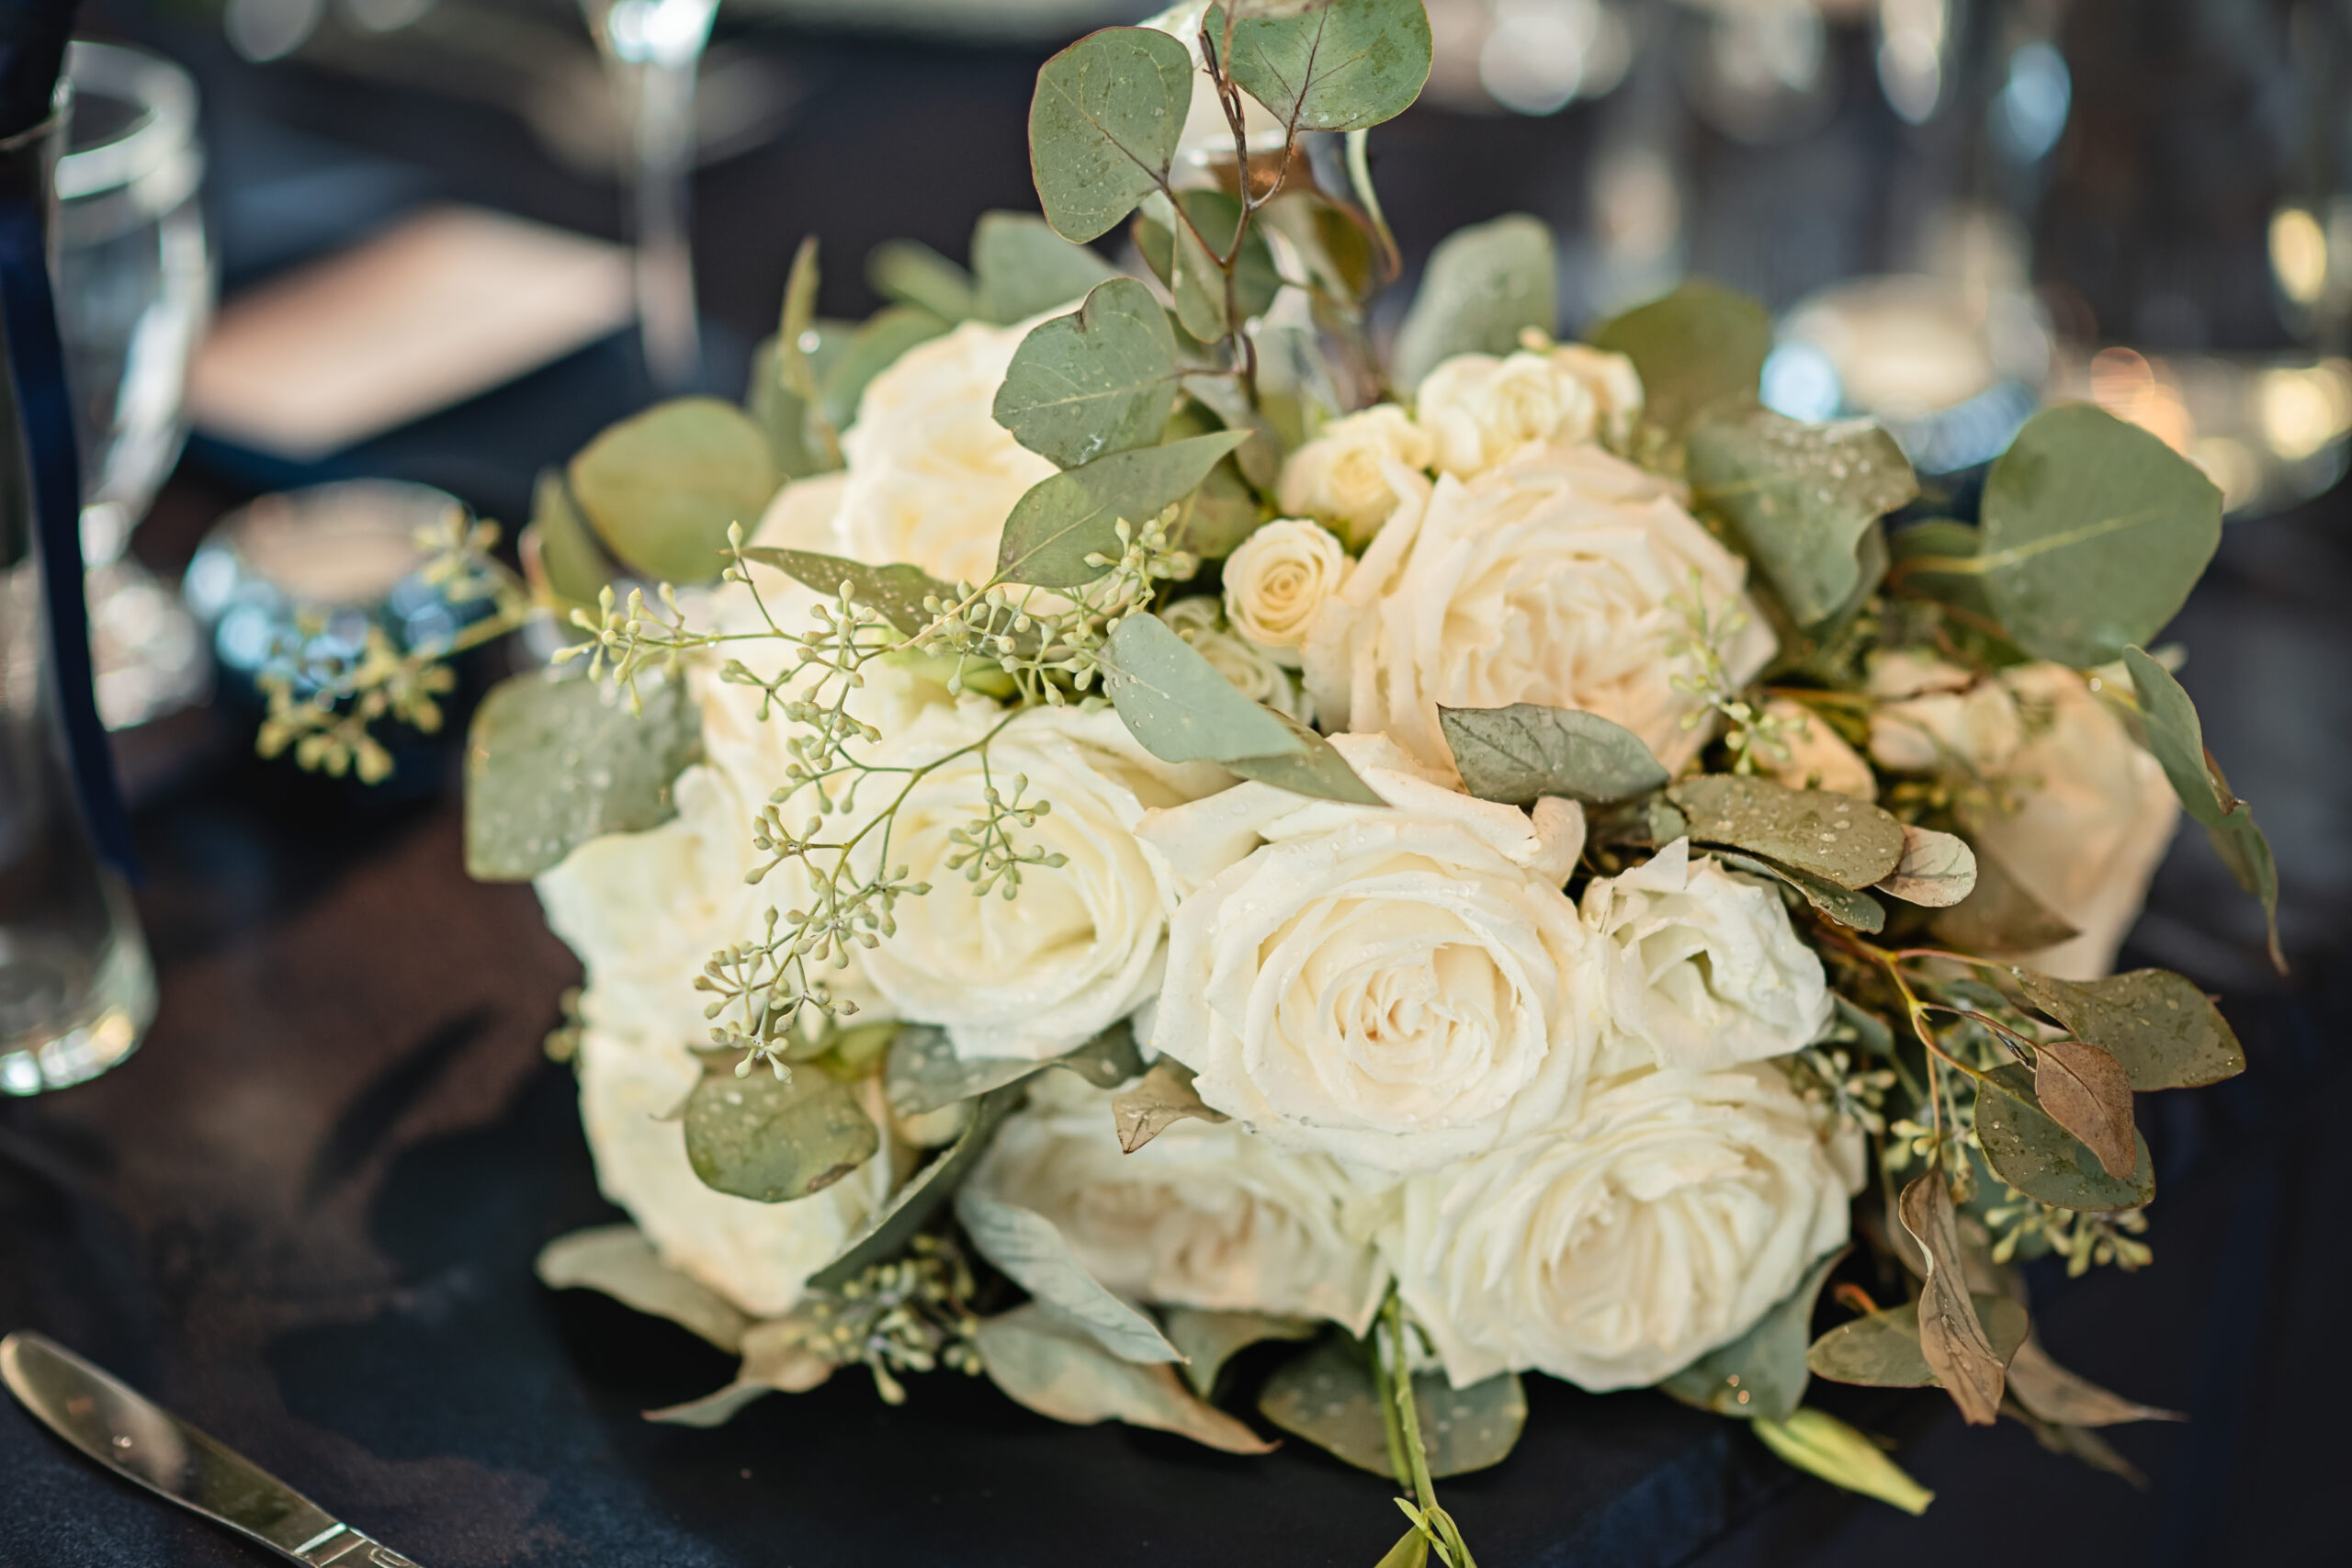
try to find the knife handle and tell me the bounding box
[290,1524,421,1567]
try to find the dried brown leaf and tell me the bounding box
[1898,1174,2007,1426]
[2032,1040,2137,1179]
[1113,1059,1229,1154]
[2006,1338,2184,1428]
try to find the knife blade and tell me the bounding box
[1,1330,422,1566]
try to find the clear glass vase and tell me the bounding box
[0,100,155,1096]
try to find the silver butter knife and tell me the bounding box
[1,1331,422,1566]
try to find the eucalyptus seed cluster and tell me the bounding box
[801,1235,983,1404]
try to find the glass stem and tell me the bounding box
[614,52,701,390]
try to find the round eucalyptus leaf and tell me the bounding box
[683,1064,881,1203]
[570,397,777,585]
[1027,27,1195,243]
[1208,0,1433,134]
[1973,1063,2154,1212]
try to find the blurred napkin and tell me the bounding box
[187,204,634,461]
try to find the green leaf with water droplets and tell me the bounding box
[1392,213,1555,391]
[1973,1062,2154,1213]
[464,671,702,882]
[1665,1247,1845,1422]
[995,431,1248,588]
[2011,967,2245,1090]
[1978,404,2222,666]
[1689,408,1918,626]
[1668,773,1907,889]
[992,276,1179,468]
[1027,27,1196,244]
[684,1059,881,1203]
[1102,609,1306,762]
[1805,1294,2029,1388]
[1439,702,1669,806]
[1207,0,1433,134]
[1258,1330,1526,1480]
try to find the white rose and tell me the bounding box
[837,320,1057,587]
[843,700,1229,1062]
[1159,596,1313,723]
[1138,733,1606,1173]
[1582,838,1833,1073]
[1377,1063,1859,1391]
[1301,441,1775,781]
[969,1071,1387,1332]
[576,1027,895,1317]
[1221,518,1351,662]
[1414,344,1641,479]
[1874,662,2178,978]
[1275,405,1436,548]
[1760,698,1877,800]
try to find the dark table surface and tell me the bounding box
[8,4,2352,1562]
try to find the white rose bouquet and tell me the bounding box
[267,1,2281,1557]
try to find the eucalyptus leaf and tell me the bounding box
[747,322,848,479]
[464,671,701,882]
[975,1302,1273,1454]
[1977,404,2222,666]
[992,276,1178,468]
[955,1188,1182,1362]
[684,1062,881,1203]
[1587,279,1772,438]
[1112,1058,1230,1153]
[570,398,778,585]
[1804,1294,2029,1388]
[527,467,620,610]
[995,430,1248,587]
[884,1019,1144,1120]
[1668,774,1907,890]
[1899,1174,2007,1425]
[1873,825,1977,908]
[1750,1408,1934,1516]
[1164,1308,1317,1398]
[2031,1040,2137,1179]
[971,210,1120,324]
[1663,1246,1844,1422]
[1208,0,1433,133]
[1973,1063,2154,1212]
[2010,967,2245,1090]
[739,547,956,638]
[1179,371,1284,493]
[2005,1337,2184,1427]
[818,305,951,434]
[1392,214,1555,391]
[2123,646,2283,971]
[1688,409,1917,626]
[1027,27,1196,243]
[776,235,822,402]
[1888,518,1994,618]
[1928,846,2081,953]
[536,1225,749,1353]
[1228,707,1386,804]
[644,1316,833,1427]
[866,238,977,321]
[1375,1528,1432,1568]
[807,1084,1023,1292]
[1102,609,1308,762]
[1438,702,1668,806]
[1715,852,1886,933]
[1258,1331,1526,1480]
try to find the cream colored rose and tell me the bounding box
[1376,1063,1858,1391]
[1760,698,1877,800]
[1274,405,1436,548]
[1871,661,2178,978]
[577,1027,895,1317]
[969,1071,1387,1332]
[1221,518,1351,662]
[1414,344,1642,478]
[1581,839,1834,1073]
[1301,441,1775,781]
[1138,733,1606,1173]
[842,700,1230,1063]
[836,320,1057,587]
[1159,596,1312,723]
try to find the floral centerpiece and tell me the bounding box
[265,1,2279,1558]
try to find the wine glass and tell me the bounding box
[578,0,719,391]
[54,40,217,731]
